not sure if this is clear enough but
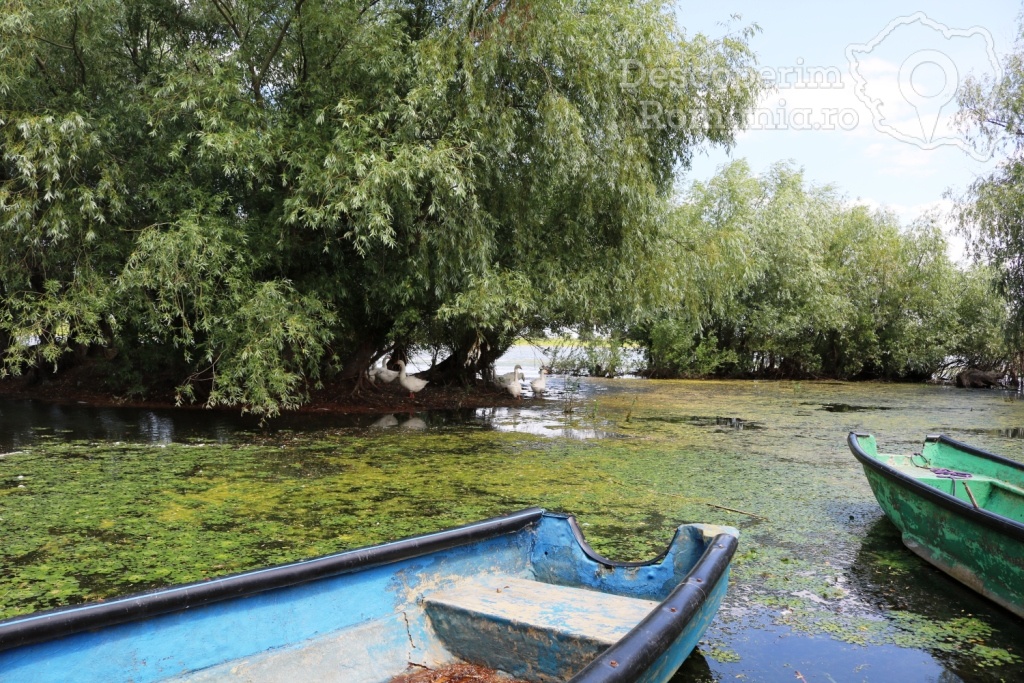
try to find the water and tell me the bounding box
[0,373,598,450]
[1,379,1023,681]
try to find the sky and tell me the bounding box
[672,1,1022,259]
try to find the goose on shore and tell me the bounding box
[496,364,523,386]
[396,360,428,398]
[530,367,548,395]
[374,362,399,384]
[505,368,523,398]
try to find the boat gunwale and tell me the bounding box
[0,507,547,652]
[925,433,1024,474]
[567,531,739,683]
[847,432,1024,543]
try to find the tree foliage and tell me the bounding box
[636,161,999,380]
[955,17,1024,348]
[0,0,762,413]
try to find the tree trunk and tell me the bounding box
[338,340,382,381]
[0,328,10,367]
[425,330,512,385]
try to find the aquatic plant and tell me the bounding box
[2,379,1023,678]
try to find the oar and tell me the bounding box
[962,481,981,510]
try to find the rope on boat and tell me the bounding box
[931,468,981,509]
[931,468,972,479]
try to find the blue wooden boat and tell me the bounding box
[0,508,738,683]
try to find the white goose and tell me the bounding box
[374,362,399,384]
[504,367,523,398]
[530,367,548,395]
[395,360,428,398]
[496,364,523,386]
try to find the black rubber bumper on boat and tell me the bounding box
[0,507,545,652]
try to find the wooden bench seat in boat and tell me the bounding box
[177,575,662,683]
[913,475,1024,524]
[423,575,659,681]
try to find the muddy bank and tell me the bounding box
[0,368,527,417]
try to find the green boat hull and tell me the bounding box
[849,433,1024,620]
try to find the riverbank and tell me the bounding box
[0,366,528,416]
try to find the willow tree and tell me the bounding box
[955,18,1024,350]
[638,161,965,380]
[0,0,761,414]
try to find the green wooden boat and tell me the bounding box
[848,433,1024,619]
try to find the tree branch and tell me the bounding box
[31,34,74,51]
[70,12,87,87]
[254,0,305,101]
[297,0,308,84]
[209,0,244,43]
[209,0,265,103]
[32,55,62,97]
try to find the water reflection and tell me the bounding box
[848,516,1020,622]
[472,406,613,440]
[843,516,1022,682]
[370,414,399,429]
[361,407,614,440]
[399,417,428,430]
[0,398,360,451]
[0,397,626,451]
[670,648,714,682]
[0,373,629,450]
[705,616,959,682]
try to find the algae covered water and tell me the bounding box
[1,380,1023,681]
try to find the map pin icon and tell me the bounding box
[898,49,959,143]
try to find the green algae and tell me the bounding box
[705,645,742,663]
[0,431,675,618]
[2,379,1024,679]
[888,612,1020,667]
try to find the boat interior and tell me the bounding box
[872,449,1024,524]
[174,571,663,683]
